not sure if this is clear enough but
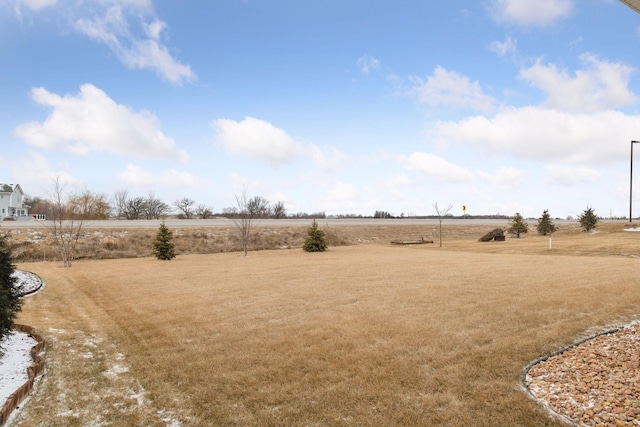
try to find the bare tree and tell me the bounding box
[119,192,169,220]
[196,204,214,219]
[222,206,238,217]
[433,202,453,248]
[23,195,52,219]
[174,197,196,219]
[271,201,286,219]
[234,190,259,256]
[113,189,129,218]
[143,192,170,219]
[69,189,111,219]
[47,177,84,267]
[247,196,270,218]
[124,197,146,220]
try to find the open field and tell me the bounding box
[8,222,640,426]
[3,218,583,262]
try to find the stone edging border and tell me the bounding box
[521,323,634,427]
[0,324,46,427]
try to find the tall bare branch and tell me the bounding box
[433,202,453,248]
[47,176,84,267]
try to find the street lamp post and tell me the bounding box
[631,140,640,223]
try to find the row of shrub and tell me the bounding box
[479,207,600,241]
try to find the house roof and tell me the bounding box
[621,0,640,14]
[0,184,23,194]
[0,184,15,193]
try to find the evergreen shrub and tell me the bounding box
[153,221,176,260]
[303,220,327,252]
[0,230,22,354]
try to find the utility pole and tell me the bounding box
[631,141,639,222]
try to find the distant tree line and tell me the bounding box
[24,190,288,221]
[26,190,111,220]
[373,210,393,218]
[219,196,287,220]
[22,187,609,225]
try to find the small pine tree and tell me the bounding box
[578,206,599,232]
[508,212,529,238]
[536,209,557,236]
[303,220,328,252]
[0,230,22,355]
[152,221,176,260]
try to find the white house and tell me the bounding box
[0,184,30,220]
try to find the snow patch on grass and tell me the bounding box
[0,332,38,406]
[11,269,43,295]
[102,363,130,378]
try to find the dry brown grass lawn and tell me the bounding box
[9,222,640,426]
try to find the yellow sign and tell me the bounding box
[462,205,466,211]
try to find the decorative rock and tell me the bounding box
[526,323,640,427]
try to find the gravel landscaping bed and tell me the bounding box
[526,323,640,426]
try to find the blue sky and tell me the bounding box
[3,0,640,218]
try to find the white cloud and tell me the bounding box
[119,164,202,187]
[319,181,378,213]
[74,6,126,47]
[489,0,574,27]
[9,1,188,83]
[488,36,518,58]
[324,182,359,206]
[213,116,303,167]
[401,152,475,183]
[433,107,640,164]
[19,0,57,11]
[477,166,528,190]
[229,172,269,194]
[74,6,195,85]
[9,151,81,188]
[544,164,601,185]
[8,0,135,16]
[520,54,637,112]
[10,0,57,20]
[357,55,380,76]
[15,84,188,162]
[213,117,347,171]
[307,144,348,172]
[393,174,414,186]
[118,33,194,85]
[93,0,153,11]
[144,19,166,40]
[410,66,497,114]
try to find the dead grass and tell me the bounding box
[9,222,640,426]
[7,225,350,262]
